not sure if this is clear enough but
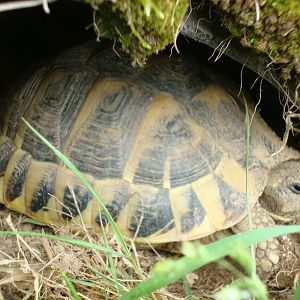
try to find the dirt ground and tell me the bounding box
[0,208,299,300]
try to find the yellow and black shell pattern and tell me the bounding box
[0,42,271,243]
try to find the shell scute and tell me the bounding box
[128,187,175,238]
[20,69,97,163]
[62,184,92,220]
[95,179,130,227]
[5,150,31,202]
[30,168,56,213]
[0,137,17,175]
[179,187,206,234]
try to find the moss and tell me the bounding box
[86,0,188,66]
[211,0,300,80]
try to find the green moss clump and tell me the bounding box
[212,0,300,80]
[86,0,188,66]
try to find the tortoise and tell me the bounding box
[0,42,299,276]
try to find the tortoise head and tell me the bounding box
[262,159,300,221]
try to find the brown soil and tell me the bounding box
[0,208,299,300]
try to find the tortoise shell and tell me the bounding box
[0,42,281,243]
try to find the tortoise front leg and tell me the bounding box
[232,202,280,278]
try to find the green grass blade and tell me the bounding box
[21,217,50,226]
[215,275,267,300]
[244,99,256,277]
[22,118,137,267]
[292,281,300,300]
[182,277,194,300]
[69,279,99,288]
[87,270,130,292]
[0,231,123,256]
[61,271,81,300]
[100,222,120,293]
[120,225,300,300]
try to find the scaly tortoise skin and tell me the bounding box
[0,42,300,275]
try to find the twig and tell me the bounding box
[254,0,261,22]
[0,0,56,13]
